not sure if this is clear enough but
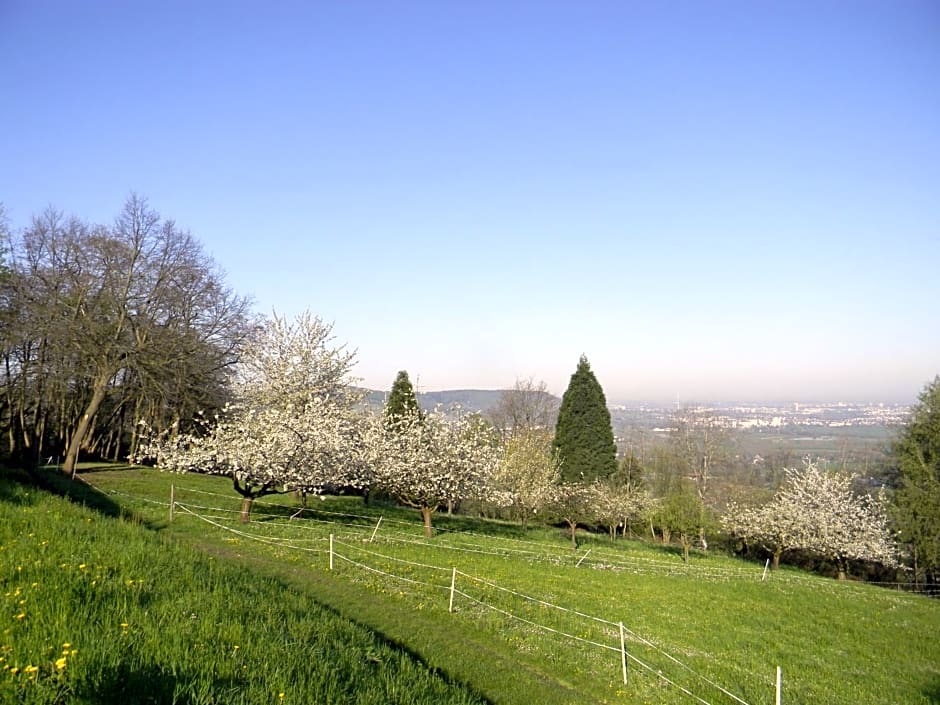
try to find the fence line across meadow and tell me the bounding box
[85,478,937,601]
[78,477,794,703]
[166,497,766,705]
[85,478,935,599]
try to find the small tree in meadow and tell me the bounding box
[369,409,500,537]
[593,479,656,540]
[656,481,704,562]
[138,311,368,521]
[491,429,561,528]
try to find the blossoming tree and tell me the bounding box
[491,429,561,529]
[370,409,500,537]
[138,311,369,521]
[723,458,897,578]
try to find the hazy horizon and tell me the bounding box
[2,2,937,404]
[365,382,922,408]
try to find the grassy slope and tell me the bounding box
[11,465,940,705]
[0,471,488,705]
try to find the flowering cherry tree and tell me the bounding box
[370,409,500,537]
[491,429,561,529]
[592,480,656,540]
[723,458,897,577]
[138,311,368,521]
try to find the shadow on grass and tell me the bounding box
[75,660,243,705]
[6,464,170,531]
[923,679,940,704]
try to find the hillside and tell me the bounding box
[362,388,506,414]
[7,465,938,705]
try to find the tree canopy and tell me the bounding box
[1,196,252,472]
[138,311,368,521]
[891,375,940,587]
[369,409,500,537]
[552,355,617,483]
[723,458,897,577]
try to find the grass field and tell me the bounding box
[5,464,940,705]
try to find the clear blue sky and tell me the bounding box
[2,1,938,403]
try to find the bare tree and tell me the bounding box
[6,196,252,473]
[671,409,731,550]
[489,377,559,436]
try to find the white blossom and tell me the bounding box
[723,457,897,576]
[368,409,500,537]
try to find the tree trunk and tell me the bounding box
[772,547,782,570]
[681,535,690,562]
[661,527,671,544]
[567,520,578,549]
[421,506,434,537]
[63,373,110,476]
[239,497,254,523]
[836,557,848,581]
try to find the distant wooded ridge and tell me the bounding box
[362,389,517,413]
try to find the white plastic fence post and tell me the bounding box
[449,568,457,613]
[576,549,592,567]
[370,516,383,543]
[775,666,782,705]
[762,558,770,581]
[169,484,175,523]
[620,622,628,685]
[329,534,334,571]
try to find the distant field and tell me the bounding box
[13,464,933,705]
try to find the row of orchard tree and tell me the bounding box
[2,198,938,586]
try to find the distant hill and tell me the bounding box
[362,389,506,415]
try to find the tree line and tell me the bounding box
[2,197,937,589]
[0,197,254,475]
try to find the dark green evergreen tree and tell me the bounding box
[553,355,617,483]
[385,370,421,424]
[892,375,940,588]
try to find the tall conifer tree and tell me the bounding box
[553,355,617,483]
[385,370,421,422]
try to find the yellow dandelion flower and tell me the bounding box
[30,583,38,588]
[279,694,285,700]
[78,564,86,570]
[55,657,67,670]
[24,664,38,673]
[9,667,18,675]
[14,613,25,620]
[62,642,71,649]
[120,623,129,629]
[70,649,78,656]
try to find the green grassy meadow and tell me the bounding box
[4,465,940,705]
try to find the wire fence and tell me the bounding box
[78,478,940,703]
[156,486,762,705]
